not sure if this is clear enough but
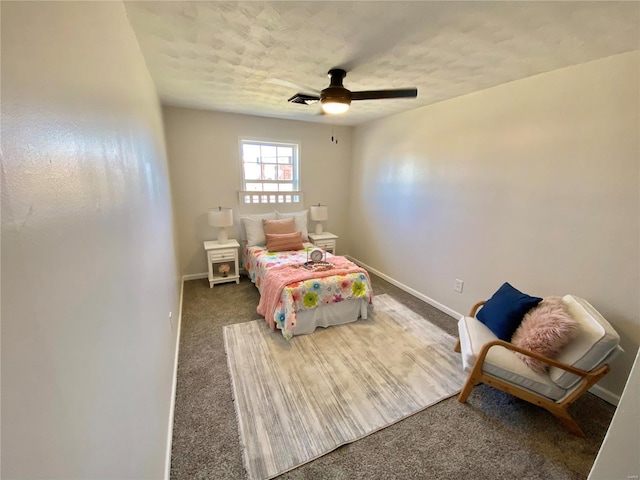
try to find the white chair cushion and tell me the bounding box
[458,315,567,401]
[549,295,621,389]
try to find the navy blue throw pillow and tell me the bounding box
[476,282,542,341]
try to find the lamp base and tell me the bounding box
[217,228,228,244]
[315,222,323,235]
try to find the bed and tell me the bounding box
[239,210,374,338]
[244,242,373,339]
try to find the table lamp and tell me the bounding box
[208,207,233,244]
[310,204,328,235]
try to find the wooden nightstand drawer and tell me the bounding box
[315,240,335,250]
[308,232,338,255]
[209,250,235,262]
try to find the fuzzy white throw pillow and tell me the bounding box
[511,296,579,372]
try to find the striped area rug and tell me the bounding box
[223,294,467,480]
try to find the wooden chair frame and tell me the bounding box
[454,301,611,438]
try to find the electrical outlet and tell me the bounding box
[454,279,464,293]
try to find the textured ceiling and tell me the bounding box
[124,1,639,126]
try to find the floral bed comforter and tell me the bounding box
[245,243,373,339]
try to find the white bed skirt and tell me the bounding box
[291,299,369,336]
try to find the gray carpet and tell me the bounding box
[224,294,467,480]
[171,273,615,480]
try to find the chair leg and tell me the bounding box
[550,409,586,438]
[454,339,461,353]
[458,374,479,403]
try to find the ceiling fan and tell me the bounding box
[287,68,418,115]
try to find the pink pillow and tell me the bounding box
[511,297,579,372]
[263,217,295,235]
[266,231,304,252]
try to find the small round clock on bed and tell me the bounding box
[304,248,331,271]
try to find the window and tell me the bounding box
[241,140,299,192]
[239,139,302,205]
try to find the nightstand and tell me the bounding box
[308,232,338,254]
[203,239,240,288]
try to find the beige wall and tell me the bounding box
[163,107,354,275]
[1,2,180,478]
[349,51,640,398]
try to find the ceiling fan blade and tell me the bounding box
[266,78,321,95]
[288,93,320,105]
[351,88,418,100]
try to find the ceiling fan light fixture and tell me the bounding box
[287,67,417,115]
[321,98,350,114]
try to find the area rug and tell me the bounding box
[223,293,467,480]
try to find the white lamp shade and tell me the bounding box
[208,208,233,228]
[310,205,328,222]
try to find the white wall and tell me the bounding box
[349,51,639,398]
[1,2,180,479]
[162,107,354,275]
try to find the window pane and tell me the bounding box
[278,164,293,180]
[262,164,277,180]
[243,163,261,180]
[279,183,293,191]
[243,144,260,163]
[261,145,277,160]
[278,146,292,157]
[277,146,293,164]
[245,183,263,191]
[263,184,278,192]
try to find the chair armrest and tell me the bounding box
[475,339,603,378]
[469,301,486,317]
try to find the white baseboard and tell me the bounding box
[347,256,621,406]
[182,272,208,282]
[164,277,184,480]
[589,384,620,406]
[346,255,463,320]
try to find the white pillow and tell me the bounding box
[240,212,276,246]
[275,210,309,241]
[548,295,620,389]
